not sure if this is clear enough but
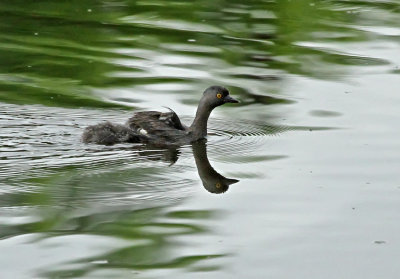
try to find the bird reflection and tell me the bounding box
[135,145,181,165]
[192,140,239,194]
[133,140,239,193]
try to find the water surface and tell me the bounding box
[1,0,400,278]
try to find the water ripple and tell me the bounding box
[0,103,330,185]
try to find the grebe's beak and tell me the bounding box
[224,95,239,103]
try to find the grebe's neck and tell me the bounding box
[189,100,213,141]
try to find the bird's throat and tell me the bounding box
[190,102,213,141]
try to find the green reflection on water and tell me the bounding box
[0,0,399,278]
[0,0,395,108]
[4,206,226,278]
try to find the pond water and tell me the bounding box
[1,0,400,278]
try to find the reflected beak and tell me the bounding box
[225,178,239,185]
[224,95,239,103]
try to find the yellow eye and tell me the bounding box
[216,93,222,99]
[216,182,221,188]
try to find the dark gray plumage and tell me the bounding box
[81,122,140,145]
[82,86,239,146]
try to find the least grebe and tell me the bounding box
[82,86,239,145]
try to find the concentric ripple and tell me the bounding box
[0,103,330,203]
[0,103,194,209]
[205,117,332,161]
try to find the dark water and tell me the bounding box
[1,1,400,278]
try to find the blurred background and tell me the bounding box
[0,0,399,278]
